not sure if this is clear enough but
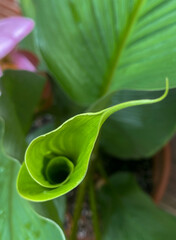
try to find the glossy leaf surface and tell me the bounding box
[21,0,176,104]
[17,82,168,201]
[0,119,65,240]
[0,70,45,160]
[101,88,176,158]
[98,173,176,240]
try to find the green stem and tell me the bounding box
[89,179,101,240]
[69,100,108,240]
[69,175,88,240]
[96,157,108,182]
[69,142,99,240]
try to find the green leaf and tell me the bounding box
[21,0,176,105]
[17,81,168,201]
[97,172,176,240]
[32,196,66,228]
[100,88,176,159]
[0,119,65,240]
[0,70,46,160]
[26,120,67,225]
[0,70,65,237]
[19,0,40,56]
[26,121,56,145]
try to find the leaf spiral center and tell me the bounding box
[45,156,74,185]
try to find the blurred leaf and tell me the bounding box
[27,121,55,144]
[100,88,176,159]
[32,197,66,226]
[0,70,65,236]
[0,70,46,159]
[50,80,84,123]
[19,0,38,53]
[17,85,168,201]
[0,119,65,240]
[21,0,176,105]
[98,172,176,240]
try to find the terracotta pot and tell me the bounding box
[152,144,171,203]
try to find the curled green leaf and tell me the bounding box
[45,156,74,186]
[17,80,169,202]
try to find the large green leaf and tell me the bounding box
[19,0,39,53]
[0,119,65,240]
[19,0,48,71]
[100,88,176,159]
[0,70,46,160]
[98,172,176,240]
[17,83,168,201]
[0,70,65,238]
[21,0,176,105]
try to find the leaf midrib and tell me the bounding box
[100,0,146,97]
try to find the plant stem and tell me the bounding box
[69,120,100,239]
[96,157,108,182]
[89,179,101,240]
[69,175,88,240]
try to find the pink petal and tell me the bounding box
[10,51,36,72]
[0,36,15,59]
[17,50,39,68]
[0,17,34,59]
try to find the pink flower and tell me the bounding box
[0,16,37,77]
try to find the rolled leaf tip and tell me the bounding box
[17,78,169,201]
[45,156,74,185]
